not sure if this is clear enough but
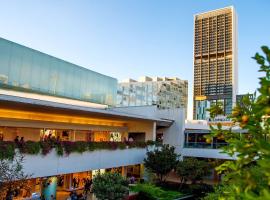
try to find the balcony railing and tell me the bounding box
[0,140,158,160]
[184,142,228,149]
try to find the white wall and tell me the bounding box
[182,148,237,160]
[112,106,185,154]
[22,148,149,178]
[158,108,185,155]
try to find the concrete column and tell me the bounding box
[73,130,76,141]
[121,166,127,177]
[195,133,198,147]
[140,164,145,180]
[152,122,157,141]
[185,133,189,147]
[41,177,57,200]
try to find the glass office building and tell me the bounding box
[193,7,238,120]
[0,38,117,106]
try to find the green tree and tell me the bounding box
[144,144,179,183]
[207,102,224,119]
[176,157,211,187]
[0,154,32,199]
[204,46,270,199]
[92,172,129,200]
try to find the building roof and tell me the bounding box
[0,94,173,125]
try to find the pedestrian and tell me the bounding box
[71,191,78,200]
[83,181,89,195]
[72,177,77,188]
[128,136,134,142]
[14,136,19,143]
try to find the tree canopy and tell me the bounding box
[0,154,32,199]
[92,172,129,200]
[176,157,211,186]
[207,102,224,119]
[204,46,270,199]
[144,144,179,183]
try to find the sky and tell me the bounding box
[0,0,270,119]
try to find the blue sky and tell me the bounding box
[0,0,270,119]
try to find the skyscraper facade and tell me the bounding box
[117,76,188,116]
[193,6,238,120]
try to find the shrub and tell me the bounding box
[0,140,150,159]
[40,141,53,155]
[92,172,129,200]
[23,141,41,154]
[0,141,15,160]
[131,183,182,200]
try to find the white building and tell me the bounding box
[117,76,188,117]
[0,38,185,199]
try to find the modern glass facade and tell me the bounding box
[0,38,117,106]
[117,77,188,116]
[193,7,238,119]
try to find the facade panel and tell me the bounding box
[117,77,188,117]
[0,38,117,106]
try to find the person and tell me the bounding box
[48,133,52,141]
[20,137,25,143]
[110,136,114,142]
[129,176,135,184]
[0,134,4,141]
[72,178,77,188]
[128,137,134,142]
[77,193,84,200]
[83,181,88,195]
[70,191,78,200]
[14,188,19,197]
[14,136,19,143]
[89,179,93,193]
[5,189,13,200]
[77,178,80,188]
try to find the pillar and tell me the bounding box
[121,166,127,177]
[152,122,157,141]
[140,164,145,180]
[73,130,76,141]
[41,177,57,200]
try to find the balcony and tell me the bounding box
[183,131,237,159]
[184,142,227,149]
[0,140,155,178]
[182,147,236,160]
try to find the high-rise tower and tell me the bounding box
[193,6,238,120]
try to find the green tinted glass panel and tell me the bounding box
[0,38,117,106]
